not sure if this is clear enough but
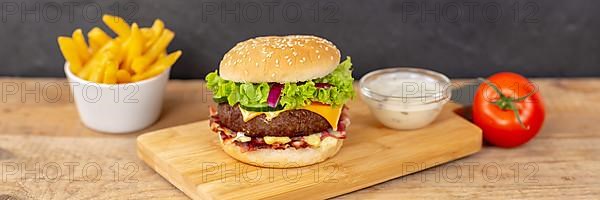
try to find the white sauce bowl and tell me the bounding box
[359,67,451,130]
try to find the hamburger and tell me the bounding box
[205,35,354,168]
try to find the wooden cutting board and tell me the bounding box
[137,100,481,200]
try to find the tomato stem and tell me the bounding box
[478,78,504,98]
[513,86,538,102]
[508,101,528,129]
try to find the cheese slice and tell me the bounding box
[300,103,342,130]
[239,103,343,130]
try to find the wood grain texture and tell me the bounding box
[137,101,481,200]
[1,78,599,199]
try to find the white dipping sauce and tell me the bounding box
[359,68,451,130]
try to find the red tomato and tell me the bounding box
[473,72,545,148]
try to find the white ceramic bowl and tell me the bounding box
[64,63,170,134]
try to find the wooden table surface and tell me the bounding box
[0,78,599,199]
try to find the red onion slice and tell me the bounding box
[267,83,283,108]
[315,83,332,88]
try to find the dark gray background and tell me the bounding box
[1,0,599,79]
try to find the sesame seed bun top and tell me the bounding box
[219,35,341,83]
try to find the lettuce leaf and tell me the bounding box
[205,57,354,109]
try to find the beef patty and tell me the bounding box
[216,103,331,137]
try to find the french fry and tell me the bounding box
[145,19,164,49]
[122,23,144,72]
[102,15,131,37]
[146,29,174,60]
[103,61,118,84]
[57,37,83,74]
[131,49,167,74]
[132,29,174,74]
[78,53,104,80]
[131,56,153,74]
[78,40,120,80]
[88,27,112,53]
[78,50,104,80]
[72,29,90,62]
[117,36,130,67]
[95,40,122,65]
[77,63,93,80]
[141,28,154,40]
[132,50,181,82]
[89,59,106,83]
[116,69,132,83]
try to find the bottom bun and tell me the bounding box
[218,135,344,168]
